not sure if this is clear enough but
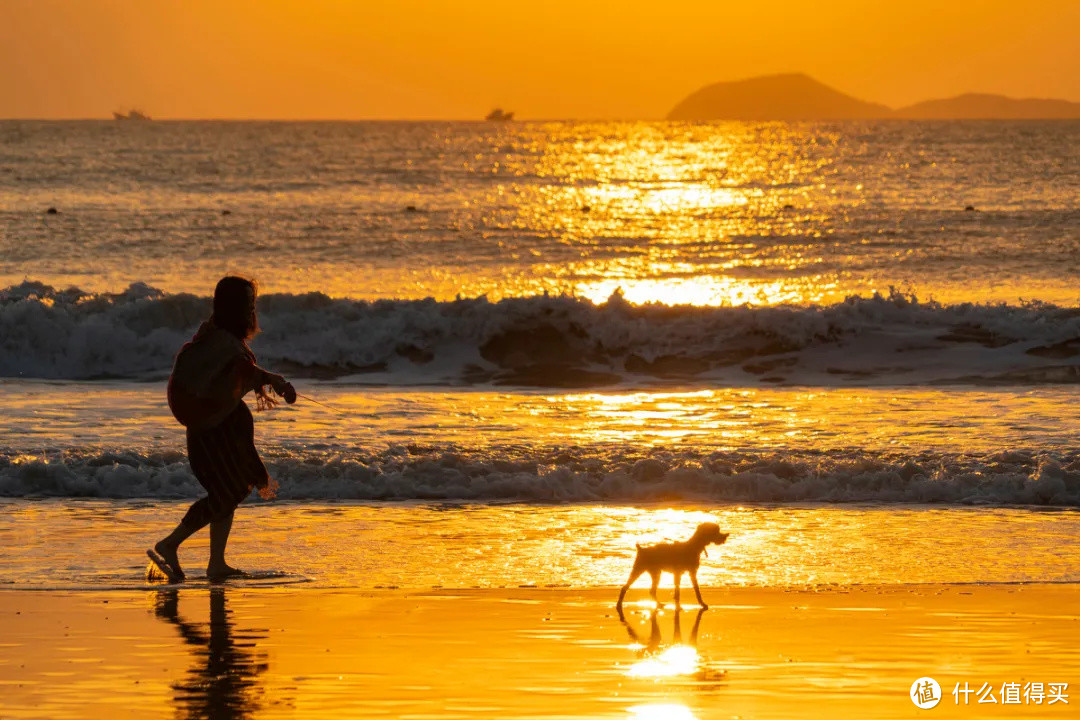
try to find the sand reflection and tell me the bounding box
[154,588,274,719]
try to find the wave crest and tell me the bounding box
[2,447,1078,505]
[2,280,1079,386]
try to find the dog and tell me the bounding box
[616,522,729,612]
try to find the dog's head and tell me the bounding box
[694,522,729,554]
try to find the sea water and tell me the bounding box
[1,120,1078,590]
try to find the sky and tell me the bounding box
[2,0,1079,119]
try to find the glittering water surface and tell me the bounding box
[3,120,1079,305]
[2,381,1079,506]
[3,120,1079,597]
[1,381,1078,589]
[2,500,1078,589]
[2,381,1079,455]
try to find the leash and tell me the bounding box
[297,392,348,415]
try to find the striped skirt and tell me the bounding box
[180,401,270,530]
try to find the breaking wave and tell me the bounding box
[2,447,1078,506]
[2,280,1079,387]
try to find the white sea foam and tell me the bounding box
[2,281,1079,386]
[1,447,1077,505]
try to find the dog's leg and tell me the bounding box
[690,569,708,610]
[617,567,644,610]
[674,571,682,608]
[648,571,661,607]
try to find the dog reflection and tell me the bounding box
[619,607,725,685]
[622,607,705,652]
[154,588,271,719]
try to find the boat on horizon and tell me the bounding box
[485,108,514,121]
[112,109,152,121]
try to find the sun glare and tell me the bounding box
[628,703,698,720]
[575,275,810,306]
[627,645,701,678]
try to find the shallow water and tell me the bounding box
[3,500,1077,589]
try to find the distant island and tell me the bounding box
[892,93,1080,119]
[667,74,1080,120]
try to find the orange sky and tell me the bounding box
[3,0,1079,119]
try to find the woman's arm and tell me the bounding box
[228,355,296,404]
[254,365,297,404]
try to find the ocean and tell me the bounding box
[1,120,1079,590]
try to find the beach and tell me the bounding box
[2,497,1078,718]
[3,584,1077,719]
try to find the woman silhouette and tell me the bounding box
[148,276,296,582]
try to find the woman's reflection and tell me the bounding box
[154,588,271,719]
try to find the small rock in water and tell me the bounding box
[964,205,975,212]
[405,205,418,212]
[46,207,59,214]
[221,209,232,215]
[581,205,591,212]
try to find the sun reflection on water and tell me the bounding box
[620,607,715,720]
[628,645,701,678]
[17,122,1074,308]
[574,275,825,306]
[628,703,698,720]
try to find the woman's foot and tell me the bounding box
[206,563,247,582]
[153,540,186,581]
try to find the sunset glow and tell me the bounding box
[3,1,1080,120]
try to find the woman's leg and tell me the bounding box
[175,404,263,580]
[154,500,208,580]
[207,510,242,579]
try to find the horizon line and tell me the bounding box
[5,116,1080,123]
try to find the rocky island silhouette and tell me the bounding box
[667,73,1080,120]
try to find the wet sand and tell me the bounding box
[2,584,1078,719]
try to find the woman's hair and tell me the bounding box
[212,276,259,340]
